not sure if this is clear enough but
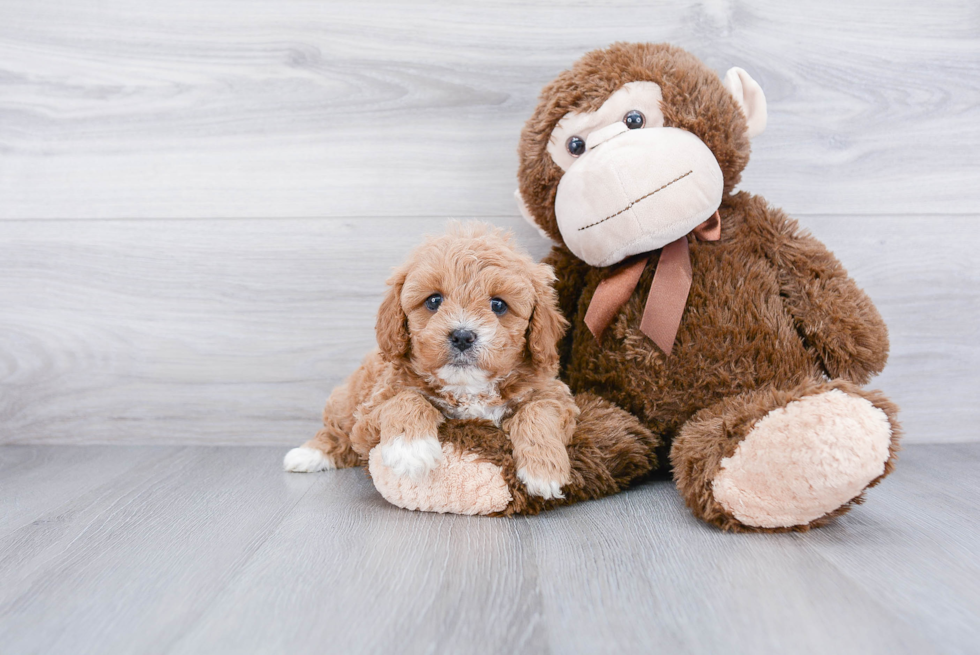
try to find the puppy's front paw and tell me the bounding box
[516,467,566,500]
[283,446,336,473]
[380,435,443,480]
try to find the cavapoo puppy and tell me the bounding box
[283,222,579,499]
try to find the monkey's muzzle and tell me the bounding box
[554,127,724,267]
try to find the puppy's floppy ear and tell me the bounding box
[376,267,410,363]
[525,262,568,375]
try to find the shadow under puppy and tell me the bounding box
[284,222,580,499]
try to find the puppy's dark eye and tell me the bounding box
[566,136,585,157]
[490,297,508,316]
[624,110,645,129]
[424,293,443,311]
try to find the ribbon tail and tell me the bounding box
[639,237,693,356]
[584,256,649,341]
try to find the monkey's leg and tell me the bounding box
[670,379,901,532]
[369,394,658,516]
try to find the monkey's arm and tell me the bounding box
[751,201,889,384]
[542,245,591,372]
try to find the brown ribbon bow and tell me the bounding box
[583,210,721,355]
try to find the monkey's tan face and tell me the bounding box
[546,81,724,267]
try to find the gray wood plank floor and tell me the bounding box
[1,443,977,655]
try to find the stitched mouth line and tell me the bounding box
[577,170,694,231]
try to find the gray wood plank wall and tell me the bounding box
[1,0,978,445]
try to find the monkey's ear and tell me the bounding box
[723,67,767,139]
[375,268,410,363]
[515,189,556,242]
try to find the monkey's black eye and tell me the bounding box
[624,110,645,129]
[566,136,585,157]
[424,293,443,311]
[490,298,508,316]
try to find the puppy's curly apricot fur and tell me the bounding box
[284,222,579,499]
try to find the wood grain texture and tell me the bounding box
[0,444,976,654]
[0,215,540,446]
[0,445,180,534]
[0,0,977,447]
[0,0,977,219]
[1,214,975,446]
[0,446,319,655]
[524,490,937,655]
[799,443,980,655]
[171,463,547,655]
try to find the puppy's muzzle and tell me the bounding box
[449,329,477,352]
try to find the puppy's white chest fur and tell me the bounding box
[431,365,510,427]
[446,399,510,425]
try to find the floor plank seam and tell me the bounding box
[160,472,322,654]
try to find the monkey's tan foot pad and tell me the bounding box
[369,443,512,515]
[711,389,893,529]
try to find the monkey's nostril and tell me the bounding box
[449,329,477,352]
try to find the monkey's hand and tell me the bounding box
[750,200,890,384]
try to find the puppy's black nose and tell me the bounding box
[449,329,477,352]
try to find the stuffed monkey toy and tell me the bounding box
[369,42,900,532]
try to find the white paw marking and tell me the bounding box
[517,467,566,500]
[283,447,336,473]
[380,435,443,480]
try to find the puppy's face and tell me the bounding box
[403,259,534,387]
[376,224,566,390]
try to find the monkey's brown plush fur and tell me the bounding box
[432,393,658,516]
[368,43,901,531]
